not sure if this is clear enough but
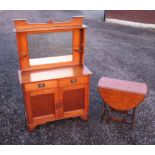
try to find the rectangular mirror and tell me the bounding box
[28,32,73,66]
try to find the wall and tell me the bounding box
[105,11,155,24]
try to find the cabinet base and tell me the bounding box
[28,123,37,132]
[27,114,89,132]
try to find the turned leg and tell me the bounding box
[120,111,127,128]
[101,103,106,123]
[106,107,110,124]
[131,108,136,128]
[123,111,128,123]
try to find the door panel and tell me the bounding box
[29,89,56,118]
[30,93,55,117]
[63,88,85,112]
[61,85,87,115]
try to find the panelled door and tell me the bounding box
[59,84,88,118]
[25,88,57,124]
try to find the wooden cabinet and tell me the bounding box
[14,17,92,131]
[20,69,91,131]
[22,72,91,131]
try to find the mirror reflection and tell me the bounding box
[28,32,73,61]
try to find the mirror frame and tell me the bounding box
[14,16,87,71]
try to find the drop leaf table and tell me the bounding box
[98,77,147,127]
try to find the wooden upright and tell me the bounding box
[14,17,92,131]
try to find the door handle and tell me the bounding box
[71,79,77,83]
[38,83,45,88]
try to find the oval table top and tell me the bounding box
[98,77,147,95]
[98,77,147,111]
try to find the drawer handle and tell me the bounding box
[38,83,45,88]
[71,79,77,83]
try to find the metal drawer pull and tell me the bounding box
[71,79,77,83]
[38,83,45,88]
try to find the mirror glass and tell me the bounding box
[28,32,73,65]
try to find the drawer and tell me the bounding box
[24,80,57,92]
[59,76,89,87]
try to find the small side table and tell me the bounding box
[98,77,147,127]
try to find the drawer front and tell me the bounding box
[59,76,89,87]
[24,80,57,92]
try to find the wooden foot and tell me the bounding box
[28,124,37,132]
[80,114,88,121]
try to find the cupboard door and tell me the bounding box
[61,85,88,114]
[29,89,56,118]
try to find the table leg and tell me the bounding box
[123,111,128,123]
[100,103,107,123]
[131,108,136,128]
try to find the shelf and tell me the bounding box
[30,55,73,66]
[14,25,87,33]
[18,65,92,84]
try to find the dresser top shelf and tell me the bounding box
[18,65,92,84]
[14,16,86,33]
